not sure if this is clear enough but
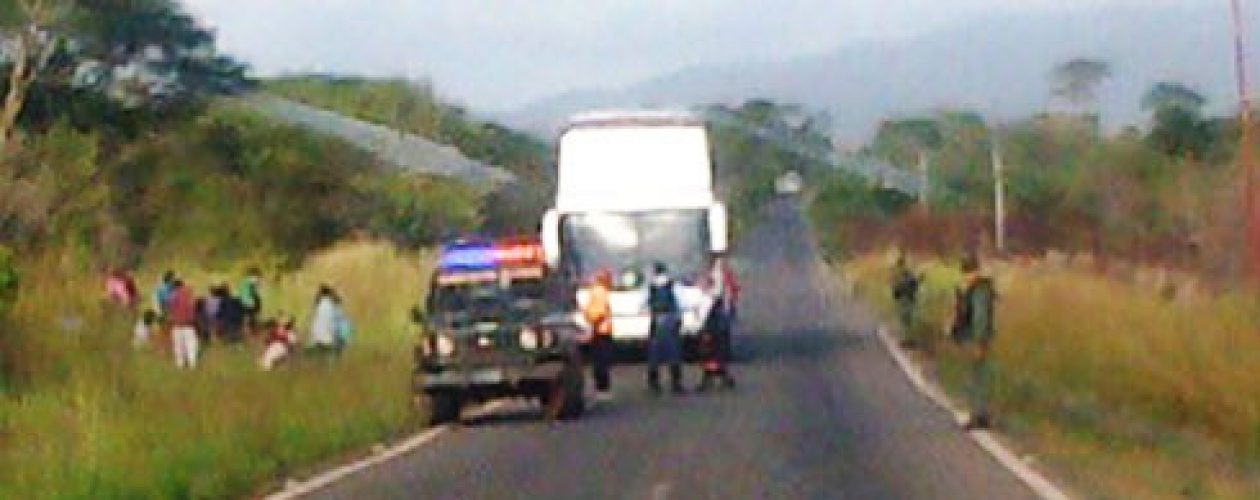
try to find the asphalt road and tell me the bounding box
[309,199,1037,500]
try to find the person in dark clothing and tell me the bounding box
[646,262,685,395]
[697,297,735,391]
[214,286,246,344]
[194,296,212,345]
[891,253,923,349]
[698,259,738,391]
[951,254,997,430]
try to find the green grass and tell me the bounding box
[0,242,432,499]
[843,251,1260,499]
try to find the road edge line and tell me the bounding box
[264,400,512,499]
[873,324,1072,500]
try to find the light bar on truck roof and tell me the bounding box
[437,240,546,272]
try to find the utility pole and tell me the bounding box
[917,150,930,211]
[992,141,1007,255]
[1231,0,1260,283]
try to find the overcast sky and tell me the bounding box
[183,0,1203,112]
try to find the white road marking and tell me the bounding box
[873,324,1072,500]
[266,400,513,500]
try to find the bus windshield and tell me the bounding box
[559,210,711,284]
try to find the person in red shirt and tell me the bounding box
[105,269,139,309]
[167,280,200,369]
[259,315,297,370]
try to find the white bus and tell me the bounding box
[540,110,729,344]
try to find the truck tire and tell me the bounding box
[553,361,585,420]
[428,390,462,425]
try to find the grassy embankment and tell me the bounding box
[0,242,431,499]
[842,251,1260,499]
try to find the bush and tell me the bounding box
[0,242,430,499]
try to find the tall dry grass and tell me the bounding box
[845,251,1260,498]
[0,241,431,499]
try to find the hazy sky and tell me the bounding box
[183,0,1201,112]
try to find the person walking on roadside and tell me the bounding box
[309,285,344,354]
[168,280,200,369]
[583,269,615,402]
[647,262,685,395]
[891,252,922,349]
[238,267,263,335]
[950,254,997,430]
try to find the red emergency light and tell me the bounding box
[493,240,544,267]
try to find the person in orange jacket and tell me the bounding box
[583,269,615,401]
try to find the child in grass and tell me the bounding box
[259,315,297,370]
[133,309,157,348]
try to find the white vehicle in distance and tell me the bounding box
[540,110,729,349]
[776,170,803,195]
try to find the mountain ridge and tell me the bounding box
[500,3,1251,142]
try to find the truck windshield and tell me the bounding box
[559,210,710,283]
[430,277,547,314]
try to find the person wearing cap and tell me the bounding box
[950,254,997,430]
[646,262,685,395]
[583,269,615,401]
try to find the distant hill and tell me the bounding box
[501,3,1254,142]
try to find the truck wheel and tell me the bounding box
[553,362,585,420]
[428,391,462,425]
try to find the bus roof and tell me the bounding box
[562,109,704,132]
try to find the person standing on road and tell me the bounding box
[891,252,922,349]
[698,258,738,391]
[168,280,200,369]
[950,254,996,430]
[647,262,685,395]
[583,269,615,401]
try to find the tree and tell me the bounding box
[1142,82,1213,158]
[871,118,943,167]
[1,0,247,145]
[1052,58,1112,114]
[1,0,71,150]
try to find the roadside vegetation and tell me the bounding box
[806,58,1260,498]
[845,253,1260,498]
[0,242,430,499]
[0,1,540,498]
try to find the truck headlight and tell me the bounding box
[435,335,456,356]
[519,328,539,350]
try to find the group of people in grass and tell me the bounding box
[105,267,352,371]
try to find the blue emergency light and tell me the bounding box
[438,240,545,272]
[438,243,497,271]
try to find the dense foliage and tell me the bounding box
[810,67,1242,274]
